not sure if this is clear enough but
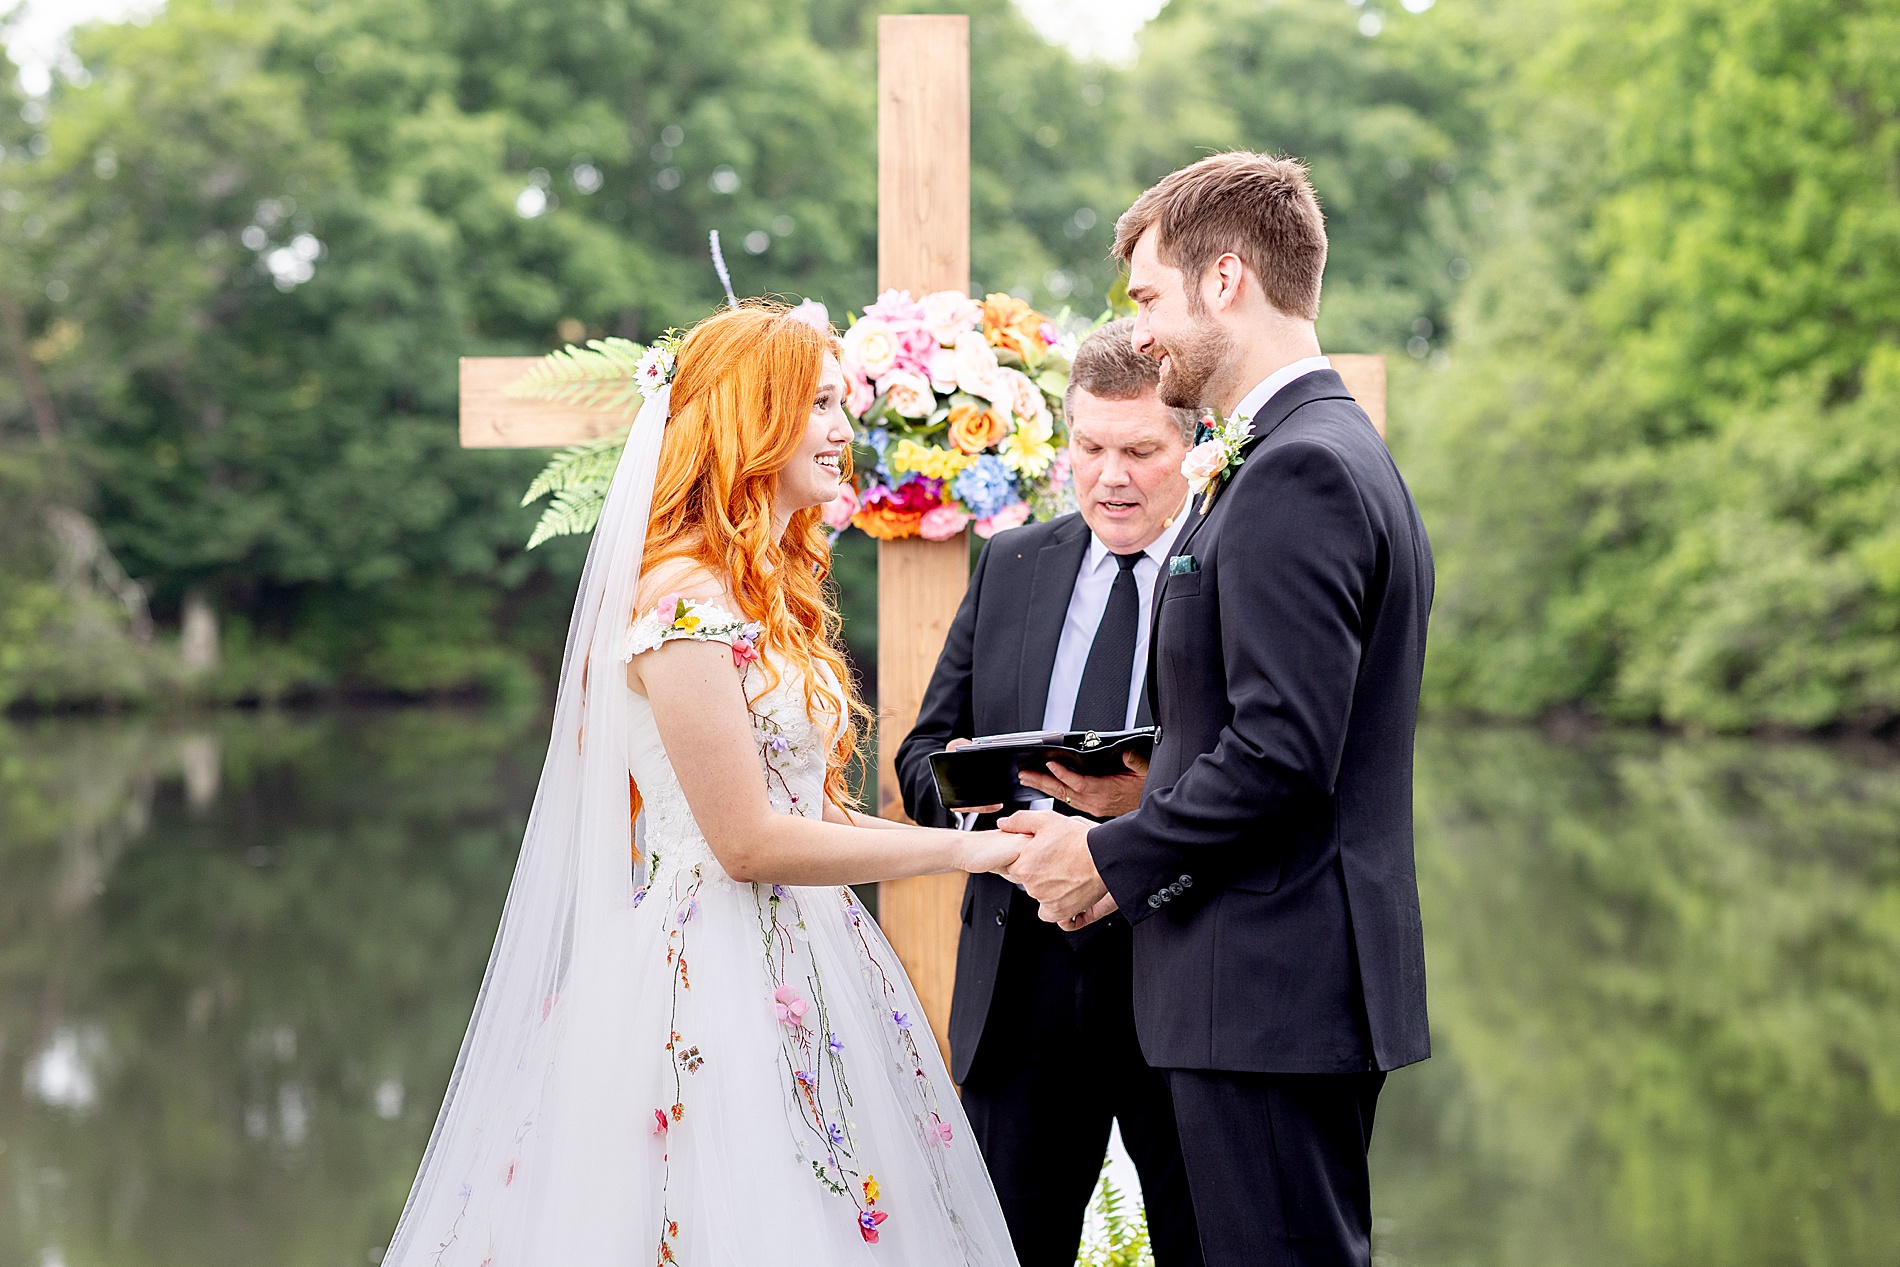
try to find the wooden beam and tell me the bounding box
[873,13,971,1067]
[1331,353,1386,438]
[877,15,970,298]
[459,356,629,448]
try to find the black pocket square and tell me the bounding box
[1168,554,1199,576]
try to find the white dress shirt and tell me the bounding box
[1230,355,1333,425]
[1041,521,1183,736]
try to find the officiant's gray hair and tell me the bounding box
[1064,319,1200,444]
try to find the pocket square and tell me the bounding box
[1167,554,1199,576]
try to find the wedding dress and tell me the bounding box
[383,385,1018,1265]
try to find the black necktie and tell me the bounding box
[1071,550,1144,733]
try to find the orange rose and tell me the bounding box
[946,402,1011,455]
[981,293,1048,362]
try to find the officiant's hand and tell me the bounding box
[996,810,1109,924]
[1018,752,1148,819]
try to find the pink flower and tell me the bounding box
[879,368,935,420]
[993,367,1047,426]
[863,288,926,326]
[928,1114,954,1144]
[974,502,1031,538]
[843,316,901,379]
[1039,321,1060,346]
[921,290,984,344]
[895,325,940,374]
[787,299,831,332]
[1181,439,1227,492]
[774,985,809,1029]
[858,1209,889,1243]
[925,345,960,394]
[1050,450,1072,487]
[920,505,971,540]
[822,483,859,531]
[731,636,760,669]
[845,371,876,419]
[652,1108,669,1135]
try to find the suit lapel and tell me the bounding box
[1018,515,1090,730]
[1141,369,1359,722]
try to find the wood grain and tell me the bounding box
[459,357,631,449]
[874,534,971,1065]
[877,15,970,297]
[1330,353,1387,439]
[872,14,973,1067]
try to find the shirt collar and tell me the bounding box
[1231,355,1333,424]
[1086,496,1194,572]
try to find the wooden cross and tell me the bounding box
[458,15,1386,1063]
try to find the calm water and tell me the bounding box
[2,710,1896,1266]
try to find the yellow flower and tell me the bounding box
[863,1175,881,1204]
[1000,412,1056,478]
[888,439,975,481]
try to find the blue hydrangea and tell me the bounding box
[867,427,893,479]
[952,454,1017,520]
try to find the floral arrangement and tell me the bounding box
[823,290,1079,542]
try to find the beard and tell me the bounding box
[1152,317,1233,410]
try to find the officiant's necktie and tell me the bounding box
[1070,550,1144,732]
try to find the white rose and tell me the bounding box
[880,369,935,419]
[843,316,901,379]
[952,330,1001,399]
[993,367,1048,426]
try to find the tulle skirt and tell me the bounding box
[416,863,1019,1266]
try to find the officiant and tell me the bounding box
[896,320,1201,1267]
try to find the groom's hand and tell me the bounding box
[997,810,1109,924]
[1018,751,1148,819]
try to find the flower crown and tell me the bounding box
[635,329,684,398]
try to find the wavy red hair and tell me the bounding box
[634,301,868,814]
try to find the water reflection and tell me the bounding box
[0,714,1895,1265]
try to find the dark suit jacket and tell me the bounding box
[895,511,1115,1083]
[1088,369,1434,1075]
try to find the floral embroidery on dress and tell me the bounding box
[625,596,761,664]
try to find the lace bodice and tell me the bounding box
[624,599,830,882]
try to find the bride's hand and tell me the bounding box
[955,829,1020,875]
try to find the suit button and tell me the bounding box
[995,908,1007,927]
[1178,874,1193,888]
[1147,894,1163,909]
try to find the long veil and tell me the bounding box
[384,385,671,1264]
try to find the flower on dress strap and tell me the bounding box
[828,1032,845,1056]
[774,985,809,1029]
[927,1113,954,1144]
[652,1108,669,1136]
[891,1009,913,1030]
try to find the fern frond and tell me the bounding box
[520,429,628,507]
[507,337,648,414]
[525,484,608,550]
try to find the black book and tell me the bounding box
[927,727,1157,810]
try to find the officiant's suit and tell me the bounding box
[1089,365,1434,1266]
[896,512,1201,1267]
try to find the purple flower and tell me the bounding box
[892,1010,913,1031]
[794,1069,816,1088]
[631,886,647,908]
[767,734,793,754]
[828,1121,847,1146]
[771,884,789,901]
[828,1032,845,1056]
[676,896,699,925]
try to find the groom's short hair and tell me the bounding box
[1113,152,1327,321]
[1064,319,1199,443]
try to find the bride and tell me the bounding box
[384,303,1023,1265]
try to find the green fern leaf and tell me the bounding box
[520,429,628,507]
[525,484,609,550]
[507,337,649,414]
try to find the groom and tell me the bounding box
[1000,152,1434,1266]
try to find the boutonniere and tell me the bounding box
[1180,410,1254,513]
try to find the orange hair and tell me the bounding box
[634,301,869,818]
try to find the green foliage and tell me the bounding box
[519,427,631,549]
[1406,0,1900,730]
[1075,1171,1153,1267]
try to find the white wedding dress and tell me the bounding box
[612,604,1017,1264]
[383,384,1016,1267]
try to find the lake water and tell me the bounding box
[2,710,1895,1266]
